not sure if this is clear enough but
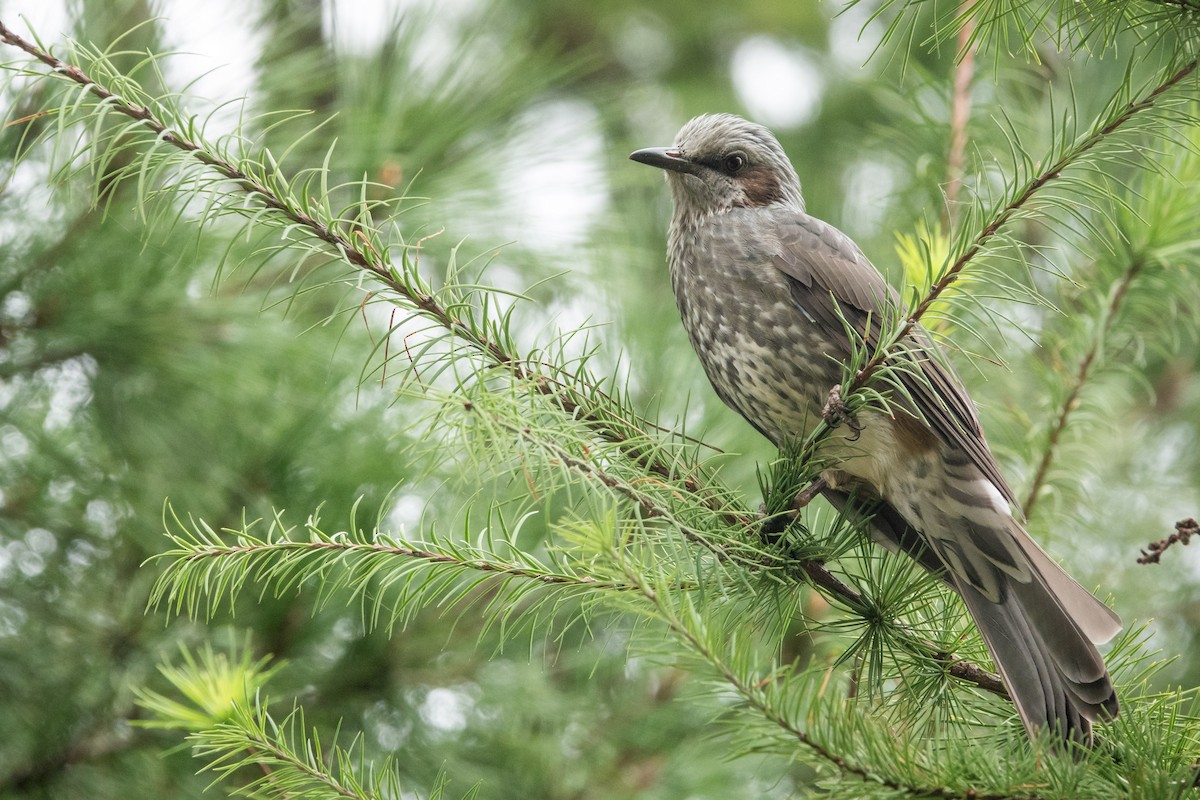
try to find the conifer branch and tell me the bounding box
[768,47,1200,712]
[0,18,736,526]
[855,58,1197,394]
[479,400,1013,697]
[174,538,647,591]
[619,562,1034,800]
[1022,256,1146,519]
[137,645,445,800]
[150,507,660,630]
[6,5,1200,796]
[0,15,1077,734]
[190,704,418,800]
[214,727,362,800]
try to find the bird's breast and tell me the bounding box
[666,215,844,445]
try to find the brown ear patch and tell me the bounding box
[734,166,785,207]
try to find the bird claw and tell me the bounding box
[821,384,862,441]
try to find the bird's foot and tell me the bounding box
[821,384,862,441]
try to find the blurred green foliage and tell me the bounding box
[2,0,1200,797]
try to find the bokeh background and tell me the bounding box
[2,0,1199,797]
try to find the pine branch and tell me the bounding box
[786,57,1199,503]
[149,506,656,635]
[174,538,647,590]
[870,0,1200,63]
[462,388,1013,698]
[220,727,363,800]
[1022,256,1146,519]
[763,42,1200,714]
[490,410,780,571]
[617,560,1036,800]
[193,705,413,800]
[1150,0,1200,10]
[0,18,736,527]
[138,642,467,800]
[856,58,1197,397]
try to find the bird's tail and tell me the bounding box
[951,522,1120,746]
[822,487,1120,744]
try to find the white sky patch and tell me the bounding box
[827,2,885,71]
[366,699,414,751]
[841,158,896,239]
[614,11,674,78]
[499,99,609,253]
[326,0,460,88]
[0,160,67,247]
[0,426,29,459]
[43,357,94,430]
[48,479,74,503]
[731,36,824,131]
[385,491,427,531]
[153,0,265,130]
[324,0,396,52]
[16,544,44,577]
[0,598,27,637]
[373,714,413,750]
[0,0,70,39]
[1,290,31,325]
[323,0,510,105]
[25,527,55,555]
[419,686,473,732]
[85,498,121,539]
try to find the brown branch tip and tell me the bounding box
[1137,517,1197,565]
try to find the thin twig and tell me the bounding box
[1137,517,1197,565]
[1023,257,1145,519]
[944,9,977,220]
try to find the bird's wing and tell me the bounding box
[769,212,1021,510]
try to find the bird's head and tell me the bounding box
[630,114,805,218]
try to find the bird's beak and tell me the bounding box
[629,146,701,176]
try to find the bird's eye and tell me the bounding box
[723,152,747,174]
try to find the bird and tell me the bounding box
[630,113,1120,746]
